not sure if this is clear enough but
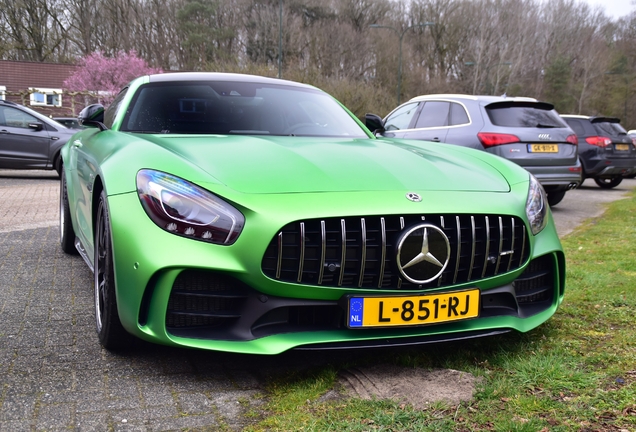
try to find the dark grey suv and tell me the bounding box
[0,99,76,175]
[560,115,636,188]
[366,94,582,206]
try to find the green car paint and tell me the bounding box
[61,72,565,354]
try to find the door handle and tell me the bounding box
[431,138,441,142]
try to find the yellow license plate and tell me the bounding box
[347,289,480,328]
[530,144,558,153]
[615,144,630,151]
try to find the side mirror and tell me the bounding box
[78,104,107,131]
[28,122,44,131]
[365,113,385,134]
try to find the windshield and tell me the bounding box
[121,81,368,138]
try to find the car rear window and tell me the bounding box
[592,121,627,137]
[485,102,568,128]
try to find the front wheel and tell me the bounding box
[59,168,77,254]
[594,176,623,189]
[94,191,133,350]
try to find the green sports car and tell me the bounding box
[60,72,565,354]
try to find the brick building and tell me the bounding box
[0,60,83,117]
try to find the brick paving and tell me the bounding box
[0,170,59,233]
[0,170,276,431]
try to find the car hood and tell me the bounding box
[135,134,512,194]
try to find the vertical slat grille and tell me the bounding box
[262,214,530,290]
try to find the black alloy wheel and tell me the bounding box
[594,176,623,189]
[59,168,77,254]
[94,190,132,350]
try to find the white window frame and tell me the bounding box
[0,86,5,100]
[29,87,62,107]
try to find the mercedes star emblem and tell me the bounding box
[406,192,422,202]
[396,223,450,284]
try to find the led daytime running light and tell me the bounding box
[137,169,244,244]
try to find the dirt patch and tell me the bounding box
[337,364,481,409]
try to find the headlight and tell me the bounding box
[137,169,244,244]
[526,174,547,235]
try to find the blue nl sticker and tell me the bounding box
[349,298,364,327]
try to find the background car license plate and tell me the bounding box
[615,144,630,151]
[529,144,558,152]
[347,289,480,328]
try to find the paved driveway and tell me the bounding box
[0,171,274,431]
[0,169,634,430]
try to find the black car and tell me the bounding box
[560,115,636,188]
[0,100,76,174]
[366,94,581,206]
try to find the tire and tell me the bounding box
[59,168,78,254]
[54,154,63,177]
[547,190,566,207]
[94,191,133,350]
[594,176,623,189]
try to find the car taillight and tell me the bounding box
[566,134,578,145]
[585,136,612,147]
[477,132,521,147]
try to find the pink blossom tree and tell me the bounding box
[64,51,162,106]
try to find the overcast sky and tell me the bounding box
[583,0,634,19]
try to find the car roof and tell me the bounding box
[561,114,621,123]
[405,94,557,113]
[146,72,315,90]
[408,94,539,104]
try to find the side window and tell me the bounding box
[104,88,128,128]
[384,102,420,131]
[414,101,450,128]
[449,102,469,126]
[0,106,37,129]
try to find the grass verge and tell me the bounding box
[246,189,636,431]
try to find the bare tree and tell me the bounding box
[0,0,68,61]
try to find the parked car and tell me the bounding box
[560,115,636,188]
[366,94,581,207]
[60,72,565,354]
[52,116,84,129]
[0,99,76,174]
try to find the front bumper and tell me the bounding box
[525,162,582,190]
[106,188,565,355]
[586,157,636,178]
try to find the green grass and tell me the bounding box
[245,190,636,431]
